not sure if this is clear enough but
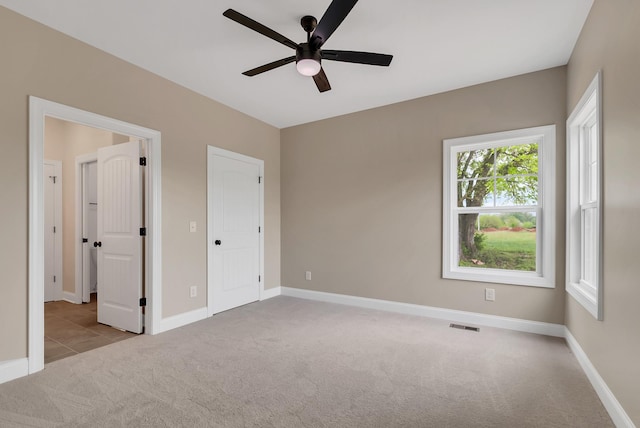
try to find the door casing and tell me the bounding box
[29,96,162,374]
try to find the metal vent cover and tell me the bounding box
[449,323,480,332]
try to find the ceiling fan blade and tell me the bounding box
[242,56,296,76]
[322,50,393,66]
[223,9,298,50]
[313,68,332,93]
[309,0,358,50]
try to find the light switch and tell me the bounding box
[189,221,197,233]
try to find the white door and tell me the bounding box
[208,148,262,315]
[96,141,143,333]
[44,160,62,302]
[81,160,98,303]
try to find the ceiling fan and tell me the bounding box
[223,0,393,93]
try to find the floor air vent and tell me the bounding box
[449,323,480,332]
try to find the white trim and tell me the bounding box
[29,96,163,376]
[0,359,29,385]
[206,145,265,317]
[280,287,565,337]
[565,329,635,428]
[62,290,81,304]
[566,71,603,320]
[260,286,281,300]
[442,125,556,288]
[155,307,209,334]
[75,153,97,304]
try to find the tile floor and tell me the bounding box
[44,294,137,364]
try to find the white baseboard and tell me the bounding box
[62,291,81,304]
[280,287,565,337]
[261,286,281,300]
[565,329,635,428]
[155,307,208,334]
[0,358,29,385]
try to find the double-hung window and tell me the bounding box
[566,72,603,319]
[442,125,556,287]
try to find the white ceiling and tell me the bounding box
[0,0,593,128]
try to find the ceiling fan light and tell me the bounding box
[296,59,321,76]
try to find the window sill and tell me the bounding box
[444,267,554,288]
[566,281,600,319]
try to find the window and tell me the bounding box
[566,72,603,320]
[442,125,556,287]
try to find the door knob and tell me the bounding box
[93,241,102,248]
[214,240,222,246]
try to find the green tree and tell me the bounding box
[457,144,538,258]
[479,214,504,229]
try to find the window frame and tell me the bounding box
[566,72,603,320]
[442,125,556,288]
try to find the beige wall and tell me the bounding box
[281,67,567,324]
[44,117,126,295]
[566,0,640,424]
[0,6,280,361]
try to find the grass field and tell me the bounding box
[460,230,536,271]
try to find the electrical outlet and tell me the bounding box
[190,286,197,298]
[485,288,495,301]
[189,221,197,233]
[305,271,312,281]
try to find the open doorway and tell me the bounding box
[29,97,162,375]
[43,117,143,363]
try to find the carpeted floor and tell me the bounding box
[0,296,613,427]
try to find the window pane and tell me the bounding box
[458,212,536,271]
[457,148,494,179]
[495,143,538,176]
[457,178,493,207]
[495,176,538,206]
[588,162,598,203]
[581,208,597,285]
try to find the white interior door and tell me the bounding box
[44,160,62,302]
[96,141,143,333]
[209,148,262,315]
[81,160,98,303]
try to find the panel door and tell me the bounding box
[43,161,61,302]
[96,141,143,333]
[210,152,261,314]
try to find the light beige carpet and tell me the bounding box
[0,296,612,427]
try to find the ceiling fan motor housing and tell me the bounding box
[296,43,321,64]
[296,43,322,76]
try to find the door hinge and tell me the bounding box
[258,176,262,184]
[139,297,147,307]
[82,238,88,243]
[53,226,56,233]
[140,227,147,236]
[258,226,261,233]
[258,275,261,282]
[51,176,57,184]
[53,275,56,283]
[139,157,147,166]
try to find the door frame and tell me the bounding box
[29,96,163,374]
[206,145,264,317]
[43,159,63,302]
[75,153,97,304]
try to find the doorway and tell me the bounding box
[43,119,146,363]
[29,97,162,375]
